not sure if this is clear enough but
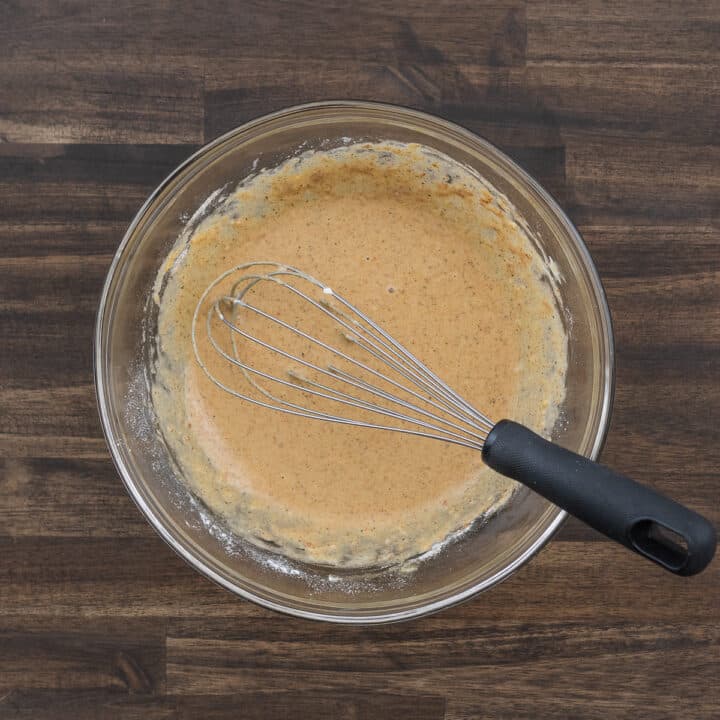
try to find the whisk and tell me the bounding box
[192,261,716,575]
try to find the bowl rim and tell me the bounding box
[94,100,615,623]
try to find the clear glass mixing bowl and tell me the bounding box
[95,101,614,623]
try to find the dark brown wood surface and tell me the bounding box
[1,2,719,718]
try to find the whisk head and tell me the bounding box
[192,262,494,451]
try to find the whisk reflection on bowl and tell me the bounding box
[192,261,716,576]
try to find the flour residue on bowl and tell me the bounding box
[151,141,568,569]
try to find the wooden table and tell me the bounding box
[2,2,719,717]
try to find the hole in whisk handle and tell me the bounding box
[629,519,690,572]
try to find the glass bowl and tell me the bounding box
[95,101,614,623]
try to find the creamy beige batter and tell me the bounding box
[152,142,567,568]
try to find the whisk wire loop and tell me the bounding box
[192,262,493,450]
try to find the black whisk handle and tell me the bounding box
[482,420,716,576]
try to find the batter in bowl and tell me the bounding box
[151,142,568,568]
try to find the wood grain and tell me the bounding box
[526,1,720,63]
[0,690,447,720]
[1,1,718,717]
[0,617,165,693]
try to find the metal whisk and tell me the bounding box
[192,261,715,576]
